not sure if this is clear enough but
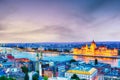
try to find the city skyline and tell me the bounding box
[0,0,120,43]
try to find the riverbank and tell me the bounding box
[61,53,120,59]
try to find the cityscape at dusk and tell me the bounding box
[0,0,120,80]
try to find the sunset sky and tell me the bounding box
[0,0,120,43]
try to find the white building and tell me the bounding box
[65,66,97,80]
[48,77,69,80]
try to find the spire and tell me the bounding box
[36,52,39,57]
[92,40,95,44]
[85,44,88,48]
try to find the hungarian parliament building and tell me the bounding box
[73,40,118,56]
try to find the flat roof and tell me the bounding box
[48,77,68,80]
[2,62,14,65]
[67,66,97,75]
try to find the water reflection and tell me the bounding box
[44,54,120,68]
[25,52,120,68]
[73,56,119,67]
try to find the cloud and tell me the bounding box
[26,25,77,39]
[1,0,120,42]
[85,0,108,13]
[0,3,17,19]
[0,24,6,31]
[0,0,18,32]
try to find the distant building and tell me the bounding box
[58,65,66,77]
[103,68,120,80]
[15,58,30,62]
[0,71,6,77]
[42,56,72,77]
[48,77,68,80]
[44,70,53,77]
[65,66,97,80]
[7,54,14,61]
[73,40,118,56]
[103,75,120,80]
[2,62,14,68]
[88,60,111,74]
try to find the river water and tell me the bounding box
[1,47,120,68]
[13,51,120,68]
[42,53,120,68]
[73,56,120,68]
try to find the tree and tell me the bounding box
[70,59,76,63]
[32,73,39,80]
[118,50,120,55]
[24,73,29,80]
[0,76,7,80]
[8,77,16,80]
[43,76,48,80]
[0,76,16,80]
[21,66,29,80]
[95,59,98,65]
[71,74,80,80]
[21,66,29,73]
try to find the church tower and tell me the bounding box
[35,48,43,75]
[90,40,97,54]
[35,52,39,71]
[39,51,43,76]
[36,47,44,80]
[38,47,44,80]
[85,44,88,53]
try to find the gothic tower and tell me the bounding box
[90,40,97,54]
[35,52,39,71]
[39,51,43,76]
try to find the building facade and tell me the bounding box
[65,66,97,80]
[73,40,118,56]
[48,77,68,80]
[58,65,66,77]
[103,75,120,80]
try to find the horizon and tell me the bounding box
[1,40,120,44]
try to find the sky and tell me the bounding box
[0,0,120,43]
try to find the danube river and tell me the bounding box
[73,55,120,68]
[42,53,120,68]
[9,49,120,68]
[1,47,120,68]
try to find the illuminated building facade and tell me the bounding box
[73,40,118,56]
[65,66,97,80]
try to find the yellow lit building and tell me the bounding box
[73,40,118,56]
[65,66,97,80]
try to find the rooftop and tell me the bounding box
[2,62,14,66]
[88,60,111,67]
[67,66,97,75]
[104,69,120,77]
[48,77,68,80]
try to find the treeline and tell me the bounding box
[0,76,16,80]
[118,50,120,55]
